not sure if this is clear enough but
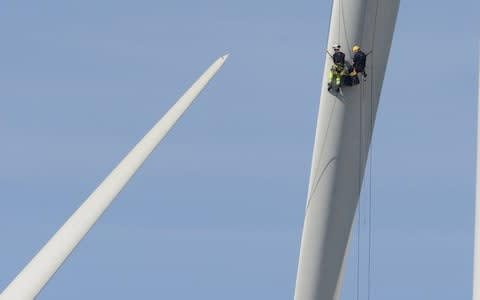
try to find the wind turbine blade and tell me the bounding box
[294,0,399,299]
[1,54,229,300]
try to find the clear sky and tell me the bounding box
[1,1,479,299]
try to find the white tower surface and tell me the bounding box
[0,54,228,300]
[294,1,399,299]
[473,53,480,300]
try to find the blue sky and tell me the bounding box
[0,1,479,299]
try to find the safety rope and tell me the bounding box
[367,0,381,299]
[355,0,382,299]
[327,2,381,299]
[362,72,370,300]
[339,0,353,61]
[356,67,363,300]
[333,0,363,299]
[335,0,363,293]
[307,0,336,211]
[359,23,373,300]
[337,0,341,42]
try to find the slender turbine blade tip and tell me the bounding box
[1,56,227,300]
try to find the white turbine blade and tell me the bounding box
[473,50,480,300]
[294,0,399,299]
[1,54,229,300]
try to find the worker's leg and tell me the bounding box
[335,74,341,92]
[328,71,333,91]
[356,66,367,80]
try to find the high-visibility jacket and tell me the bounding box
[329,64,343,85]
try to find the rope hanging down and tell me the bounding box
[367,0,380,299]
[329,0,381,298]
[335,0,381,298]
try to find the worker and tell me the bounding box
[352,45,367,81]
[332,44,345,65]
[328,44,345,92]
[328,64,344,92]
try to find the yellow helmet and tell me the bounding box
[352,45,361,53]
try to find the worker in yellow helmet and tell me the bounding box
[352,45,367,81]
